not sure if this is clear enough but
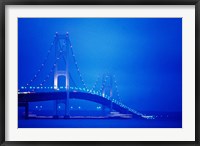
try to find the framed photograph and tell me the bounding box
[1,0,199,145]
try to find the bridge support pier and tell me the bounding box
[101,105,105,116]
[53,100,59,119]
[110,101,113,112]
[64,91,70,118]
[25,102,29,119]
[53,97,70,119]
[101,73,113,115]
[54,32,70,119]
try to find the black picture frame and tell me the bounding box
[0,0,200,145]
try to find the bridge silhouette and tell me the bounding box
[18,32,154,120]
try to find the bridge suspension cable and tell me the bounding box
[67,35,87,90]
[69,72,77,88]
[91,75,100,92]
[113,75,122,103]
[22,40,55,88]
[34,45,72,90]
[99,74,107,94]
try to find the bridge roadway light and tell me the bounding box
[96,106,101,110]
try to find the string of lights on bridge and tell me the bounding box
[67,34,88,90]
[24,40,55,88]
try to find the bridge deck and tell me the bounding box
[18,91,142,118]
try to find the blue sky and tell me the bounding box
[18,18,182,112]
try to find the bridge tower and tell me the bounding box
[102,73,113,113]
[53,32,70,118]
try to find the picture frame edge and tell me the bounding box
[1,0,200,145]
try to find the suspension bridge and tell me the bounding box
[18,32,154,120]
